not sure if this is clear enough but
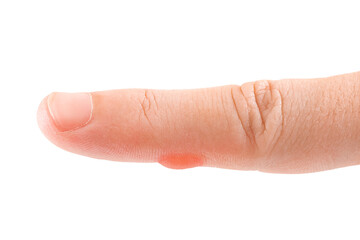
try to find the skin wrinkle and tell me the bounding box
[144,89,159,113]
[268,79,273,99]
[253,81,266,135]
[145,90,151,112]
[140,89,154,128]
[230,86,248,139]
[239,85,257,149]
[271,80,295,153]
[152,91,159,111]
[251,81,284,170]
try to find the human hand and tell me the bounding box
[37,71,360,173]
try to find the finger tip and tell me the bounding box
[36,93,115,161]
[37,93,74,152]
[37,94,54,136]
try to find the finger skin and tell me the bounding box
[267,72,360,173]
[37,71,360,173]
[38,87,255,170]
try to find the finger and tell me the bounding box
[37,71,360,173]
[37,87,256,170]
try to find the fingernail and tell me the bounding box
[47,92,93,132]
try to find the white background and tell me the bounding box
[1,0,360,239]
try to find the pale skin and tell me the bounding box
[37,71,360,173]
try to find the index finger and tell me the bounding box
[37,71,360,173]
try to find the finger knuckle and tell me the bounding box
[230,80,284,155]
